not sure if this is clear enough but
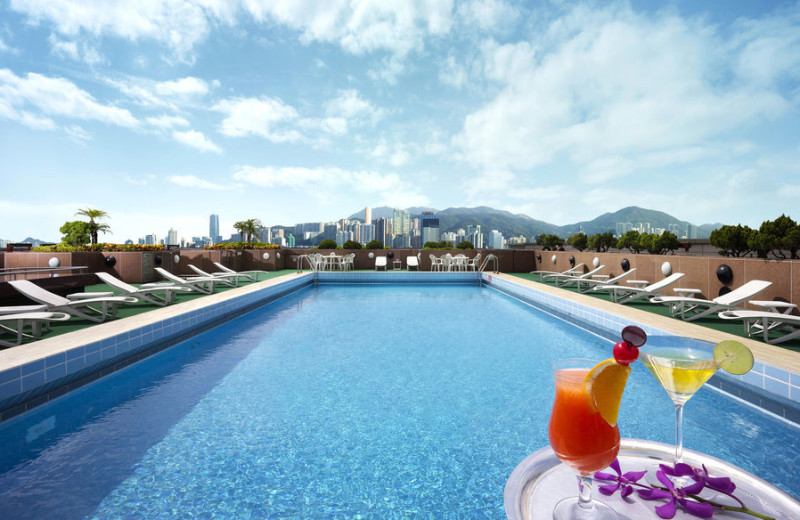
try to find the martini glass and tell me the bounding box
[548,359,620,519]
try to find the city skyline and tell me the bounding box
[1,1,799,242]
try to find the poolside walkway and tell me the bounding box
[499,273,800,374]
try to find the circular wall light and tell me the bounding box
[276,253,280,259]
[661,261,672,277]
[551,254,557,264]
[569,256,575,267]
[536,253,542,263]
[368,252,375,259]
[718,286,732,297]
[263,252,270,260]
[48,257,60,268]
[154,256,163,266]
[593,257,600,268]
[620,258,630,271]
[173,255,180,264]
[387,251,395,259]
[716,264,733,284]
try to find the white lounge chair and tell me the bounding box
[650,280,772,321]
[719,310,800,345]
[406,256,419,271]
[150,267,218,294]
[96,272,190,306]
[594,273,685,304]
[188,264,241,287]
[8,280,137,323]
[561,268,637,294]
[543,265,605,286]
[530,263,585,280]
[0,304,48,315]
[375,256,387,270]
[0,311,71,348]
[212,261,268,282]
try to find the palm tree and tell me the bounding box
[76,208,111,245]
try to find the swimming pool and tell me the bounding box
[0,283,798,518]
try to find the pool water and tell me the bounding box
[0,284,798,519]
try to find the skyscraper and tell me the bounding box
[421,211,440,246]
[209,214,220,243]
[364,206,372,224]
[167,228,178,246]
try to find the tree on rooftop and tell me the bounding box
[753,215,800,259]
[456,240,474,250]
[318,239,337,249]
[76,208,110,245]
[365,240,384,249]
[640,231,681,255]
[567,233,588,251]
[537,234,563,251]
[587,232,616,252]
[233,219,263,243]
[342,240,362,249]
[616,230,644,253]
[709,225,755,257]
[59,220,91,247]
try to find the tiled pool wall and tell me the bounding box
[0,274,315,421]
[482,273,800,424]
[316,271,481,283]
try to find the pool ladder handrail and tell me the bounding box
[478,254,499,273]
[296,254,320,273]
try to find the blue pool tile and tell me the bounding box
[66,347,85,360]
[85,350,101,366]
[741,370,764,388]
[45,352,66,367]
[788,385,800,404]
[764,364,790,383]
[45,363,66,381]
[21,360,44,377]
[84,341,102,355]
[763,376,790,399]
[0,367,20,386]
[21,371,45,391]
[101,346,117,360]
[66,357,85,374]
[0,380,21,400]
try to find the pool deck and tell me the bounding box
[491,273,800,375]
[2,270,799,421]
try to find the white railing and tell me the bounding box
[0,265,89,281]
[479,254,499,273]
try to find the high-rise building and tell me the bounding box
[421,212,440,246]
[209,214,220,243]
[375,217,390,246]
[489,230,505,249]
[365,206,372,224]
[392,208,410,236]
[167,228,178,246]
[361,223,375,245]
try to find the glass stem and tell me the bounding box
[674,402,684,464]
[577,474,594,511]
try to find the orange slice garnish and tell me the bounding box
[584,359,631,426]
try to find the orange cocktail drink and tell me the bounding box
[548,366,620,474]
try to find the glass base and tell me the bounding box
[552,497,618,519]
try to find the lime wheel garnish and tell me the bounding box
[714,340,754,375]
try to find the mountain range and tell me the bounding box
[348,206,722,239]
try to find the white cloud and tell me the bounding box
[168,174,230,190]
[0,36,18,54]
[146,114,190,130]
[64,125,92,145]
[214,96,301,142]
[48,34,105,65]
[0,69,139,129]
[172,130,222,153]
[231,164,429,206]
[107,75,211,109]
[454,5,793,181]
[439,55,467,88]
[457,0,519,33]
[9,0,210,63]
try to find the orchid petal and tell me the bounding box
[598,484,619,496]
[672,463,696,476]
[594,471,617,481]
[658,463,677,475]
[609,458,622,474]
[620,484,633,498]
[657,470,676,491]
[681,480,706,496]
[655,499,677,519]
[704,475,736,494]
[638,488,672,500]
[622,470,647,482]
[680,499,715,518]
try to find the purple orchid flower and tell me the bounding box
[638,470,715,519]
[658,463,736,495]
[595,459,647,498]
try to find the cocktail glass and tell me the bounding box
[639,346,718,485]
[548,359,620,520]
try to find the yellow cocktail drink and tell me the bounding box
[641,347,718,404]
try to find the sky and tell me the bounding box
[1,0,799,243]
